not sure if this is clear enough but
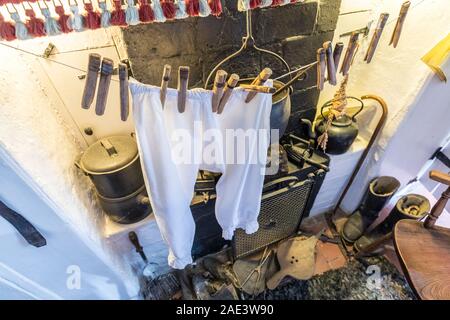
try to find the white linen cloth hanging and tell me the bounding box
[130,80,272,269]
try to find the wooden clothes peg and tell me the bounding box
[118,63,129,122]
[217,73,239,114]
[323,41,337,85]
[240,85,276,94]
[160,64,171,108]
[245,68,272,103]
[95,57,114,116]
[333,42,344,73]
[177,66,189,113]
[81,53,101,109]
[212,70,228,113]
[316,48,326,91]
[340,32,359,75]
[364,13,389,63]
[390,1,410,48]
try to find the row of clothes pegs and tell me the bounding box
[158,65,275,114]
[81,53,130,121]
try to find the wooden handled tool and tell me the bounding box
[118,63,129,122]
[340,32,359,75]
[390,1,410,48]
[364,13,389,63]
[217,73,239,114]
[177,66,189,113]
[316,48,326,91]
[95,57,114,116]
[160,64,171,108]
[212,70,228,113]
[333,42,344,72]
[323,41,337,85]
[81,53,101,109]
[245,68,272,103]
[240,84,276,94]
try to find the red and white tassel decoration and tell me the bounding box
[186,0,199,16]
[54,3,72,33]
[111,0,127,26]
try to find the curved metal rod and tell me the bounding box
[205,10,292,89]
[332,94,388,215]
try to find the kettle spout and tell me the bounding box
[300,119,316,139]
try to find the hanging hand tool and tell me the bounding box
[389,1,410,48]
[245,68,272,103]
[212,70,228,113]
[128,231,157,278]
[217,73,239,114]
[95,57,114,115]
[364,13,389,63]
[340,32,359,75]
[118,63,129,121]
[160,64,171,108]
[333,42,344,72]
[177,66,189,113]
[81,53,101,109]
[323,41,337,85]
[316,48,326,91]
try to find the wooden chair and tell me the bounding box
[394,170,450,300]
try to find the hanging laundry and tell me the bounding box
[130,80,272,269]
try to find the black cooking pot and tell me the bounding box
[239,79,292,138]
[97,185,152,224]
[76,135,145,198]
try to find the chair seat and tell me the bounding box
[394,219,450,300]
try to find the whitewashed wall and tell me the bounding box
[312,0,450,214]
[0,28,138,298]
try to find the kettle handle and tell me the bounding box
[320,96,364,121]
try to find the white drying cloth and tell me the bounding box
[130,80,272,269]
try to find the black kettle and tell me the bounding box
[301,96,364,155]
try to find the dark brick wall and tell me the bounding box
[123,0,341,135]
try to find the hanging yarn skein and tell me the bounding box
[111,0,127,26]
[208,0,222,16]
[161,0,176,20]
[175,0,188,19]
[41,7,61,36]
[198,0,211,17]
[10,12,29,40]
[0,12,16,41]
[68,4,84,32]
[186,0,199,16]
[152,0,166,22]
[126,0,140,25]
[99,1,111,28]
[84,2,101,29]
[54,3,72,33]
[138,0,154,23]
[24,8,46,37]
